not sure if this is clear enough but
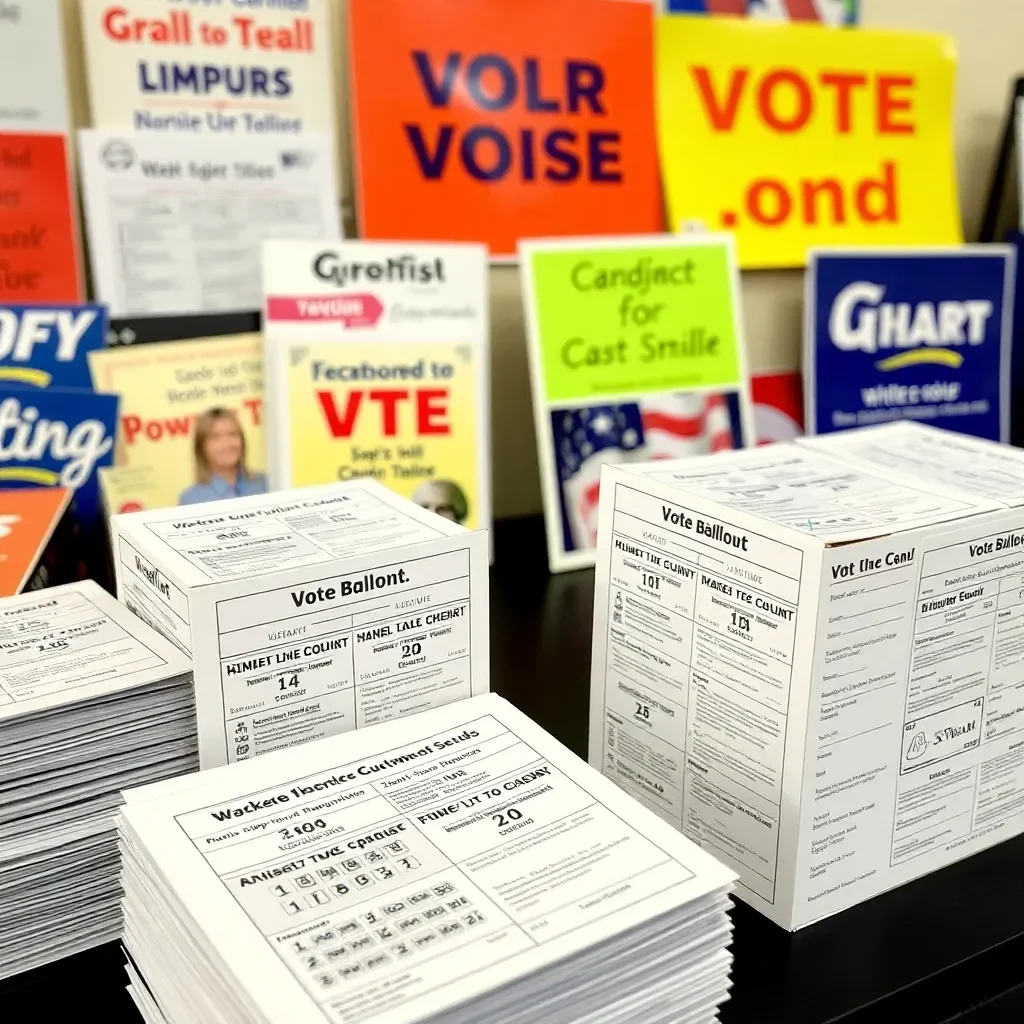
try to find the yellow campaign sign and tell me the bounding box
[283,342,483,530]
[88,334,266,512]
[655,17,962,269]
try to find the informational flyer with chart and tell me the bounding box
[78,129,341,316]
[264,241,491,535]
[519,233,754,573]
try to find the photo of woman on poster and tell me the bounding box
[411,479,469,525]
[178,407,269,506]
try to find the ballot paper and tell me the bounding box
[797,420,1024,506]
[77,128,341,316]
[119,693,736,1024]
[0,580,195,979]
[111,479,489,769]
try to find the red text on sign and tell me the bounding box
[317,390,451,438]
[122,398,262,445]
[726,161,897,229]
[691,67,916,135]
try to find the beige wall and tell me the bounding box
[61,1,1019,518]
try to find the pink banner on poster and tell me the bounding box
[266,295,384,327]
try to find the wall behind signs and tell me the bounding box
[58,0,1021,518]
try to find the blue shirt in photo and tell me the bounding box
[178,472,269,506]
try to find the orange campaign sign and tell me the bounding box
[348,0,663,258]
[0,487,73,596]
[0,133,82,303]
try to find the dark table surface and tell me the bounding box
[4,516,1024,1022]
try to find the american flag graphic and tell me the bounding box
[554,392,739,553]
[664,0,857,24]
[746,0,856,24]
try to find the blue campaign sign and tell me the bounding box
[1006,231,1024,447]
[0,305,108,390]
[805,248,1016,442]
[0,387,118,528]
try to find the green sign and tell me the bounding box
[525,240,743,403]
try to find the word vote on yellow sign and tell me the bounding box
[656,17,963,269]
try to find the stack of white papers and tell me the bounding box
[120,693,736,1024]
[0,581,195,979]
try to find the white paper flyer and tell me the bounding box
[79,128,341,316]
[0,0,71,134]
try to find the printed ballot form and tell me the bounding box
[78,129,341,316]
[111,480,489,768]
[0,580,196,978]
[590,425,1024,929]
[120,694,735,1024]
[0,579,188,716]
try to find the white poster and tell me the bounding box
[79,128,341,316]
[0,0,71,133]
[262,241,492,540]
[78,0,338,142]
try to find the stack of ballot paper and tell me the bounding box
[120,693,736,1024]
[0,581,195,980]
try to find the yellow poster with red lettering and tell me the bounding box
[264,241,491,536]
[655,17,961,268]
[279,342,483,530]
[88,333,266,513]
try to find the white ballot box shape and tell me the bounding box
[589,432,1024,930]
[110,479,489,769]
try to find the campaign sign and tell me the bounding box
[805,248,1016,442]
[0,387,119,529]
[1007,231,1024,447]
[79,0,338,140]
[348,0,662,258]
[263,240,491,540]
[519,233,754,573]
[655,18,960,268]
[0,133,83,303]
[0,305,107,389]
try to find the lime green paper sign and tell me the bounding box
[525,239,743,403]
[519,234,754,574]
